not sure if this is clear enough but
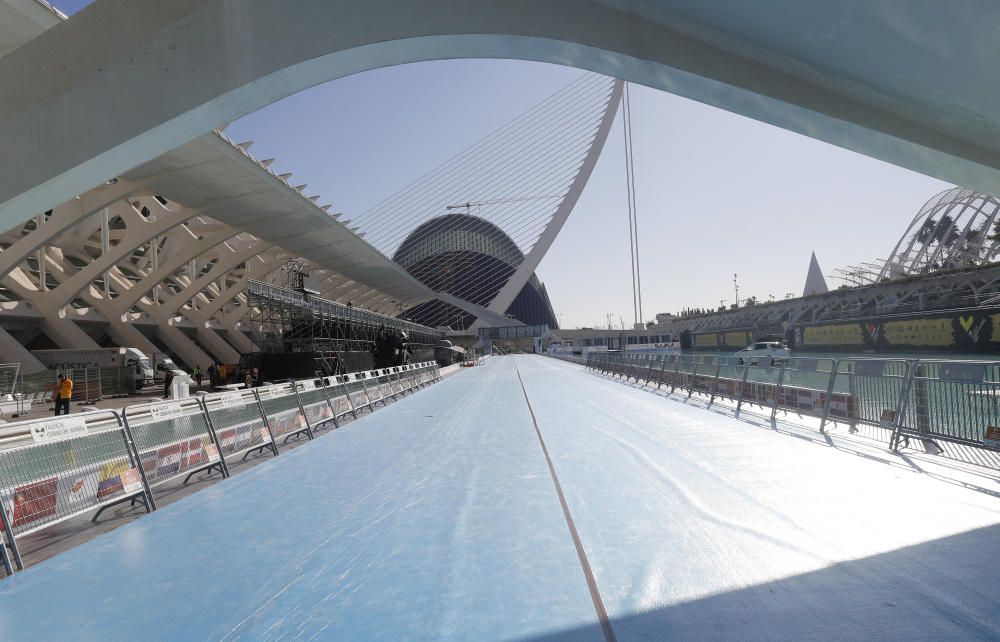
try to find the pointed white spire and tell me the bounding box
[802,251,829,296]
[308,195,320,202]
[278,172,292,181]
[260,158,274,168]
[237,141,253,151]
[320,204,332,211]
[294,184,307,192]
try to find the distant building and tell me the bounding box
[802,252,829,296]
[392,214,558,330]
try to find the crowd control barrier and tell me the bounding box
[0,362,446,576]
[257,382,313,444]
[891,361,1000,452]
[0,409,152,572]
[583,352,1000,461]
[295,378,340,435]
[123,397,228,493]
[200,389,278,468]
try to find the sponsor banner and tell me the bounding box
[349,390,369,407]
[204,444,220,463]
[29,417,88,444]
[268,408,305,437]
[299,379,316,392]
[985,426,1000,449]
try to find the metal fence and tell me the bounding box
[0,360,443,576]
[584,352,1000,457]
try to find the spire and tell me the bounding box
[803,252,828,296]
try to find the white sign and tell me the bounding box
[299,380,316,392]
[29,417,88,444]
[149,403,184,421]
[204,443,221,463]
[219,392,244,408]
[120,468,144,494]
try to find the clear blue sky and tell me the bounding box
[54,0,952,329]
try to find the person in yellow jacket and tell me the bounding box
[53,373,73,416]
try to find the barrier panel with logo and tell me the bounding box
[123,398,227,489]
[892,360,1000,451]
[358,372,385,408]
[200,388,277,467]
[822,358,908,433]
[0,409,152,573]
[295,378,339,434]
[387,368,405,398]
[257,382,312,444]
[770,357,852,425]
[375,369,395,399]
[325,376,357,420]
[345,374,374,413]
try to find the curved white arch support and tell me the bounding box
[3,0,1000,235]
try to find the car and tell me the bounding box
[735,341,790,366]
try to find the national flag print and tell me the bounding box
[156,444,181,479]
[11,477,58,528]
[56,469,99,514]
[97,460,129,499]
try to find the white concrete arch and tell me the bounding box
[3,0,1000,232]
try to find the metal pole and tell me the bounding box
[735,364,751,418]
[197,397,231,478]
[770,361,788,424]
[818,359,840,433]
[120,408,157,511]
[289,383,315,440]
[251,388,280,456]
[708,357,723,407]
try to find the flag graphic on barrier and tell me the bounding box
[56,470,99,515]
[96,460,129,499]
[156,444,182,478]
[11,477,58,528]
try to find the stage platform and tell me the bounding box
[2,356,999,640]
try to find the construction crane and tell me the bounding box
[445,195,562,214]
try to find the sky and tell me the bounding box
[54,0,953,330]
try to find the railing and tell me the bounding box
[583,352,1000,460]
[0,361,443,576]
[246,279,443,339]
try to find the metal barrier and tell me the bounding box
[892,361,1000,452]
[325,375,358,420]
[257,382,312,444]
[123,398,228,491]
[295,378,339,434]
[0,409,152,573]
[0,358,449,576]
[345,373,374,413]
[582,353,1000,460]
[200,389,278,467]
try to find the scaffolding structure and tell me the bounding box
[245,278,443,373]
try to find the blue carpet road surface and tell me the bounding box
[2,355,1000,640]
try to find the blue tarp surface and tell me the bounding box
[2,355,1000,640]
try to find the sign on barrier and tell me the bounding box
[201,388,277,466]
[0,409,152,573]
[123,398,228,489]
[257,382,312,444]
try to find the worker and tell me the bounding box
[193,365,203,388]
[163,369,174,399]
[53,373,73,416]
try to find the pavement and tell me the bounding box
[1,355,999,640]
